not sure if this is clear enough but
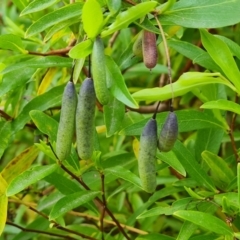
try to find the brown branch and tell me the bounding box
[29,47,72,57]
[0,109,12,121]
[128,102,168,114]
[108,31,120,48]
[6,221,77,240]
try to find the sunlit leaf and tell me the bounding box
[0,34,27,53]
[174,210,233,236]
[69,39,93,59]
[49,191,100,220]
[0,174,8,236]
[7,164,58,196]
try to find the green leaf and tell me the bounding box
[238,163,240,211]
[30,110,58,142]
[106,0,121,14]
[0,68,36,97]
[200,29,240,93]
[0,174,8,236]
[174,210,234,236]
[12,84,65,133]
[7,164,58,196]
[44,17,80,42]
[201,99,240,115]
[49,191,100,220]
[136,233,175,240]
[1,145,39,184]
[157,151,186,177]
[0,34,27,53]
[120,109,226,136]
[2,56,72,74]
[176,221,198,240]
[69,39,93,59]
[104,166,142,189]
[20,0,58,16]
[173,141,217,192]
[168,39,221,72]
[0,121,11,159]
[101,1,157,37]
[159,0,240,28]
[105,56,138,108]
[137,198,193,219]
[132,72,236,102]
[82,0,103,38]
[103,97,125,137]
[25,2,83,37]
[44,172,82,195]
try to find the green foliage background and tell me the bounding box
[1,0,240,239]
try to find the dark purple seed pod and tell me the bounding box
[138,118,158,193]
[142,30,158,69]
[158,111,178,152]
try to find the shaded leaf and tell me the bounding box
[136,233,174,240]
[7,164,58,196]
[106,0,121,14]
[174,210,233,236]
[120,109,226,136]
[104,166,142,189]
[101,1,157,37]
[104,97,125,137]
[105,56,138,108]
[12,84,65,133]
[1,145,39,184]
[49,191,100,220]
[30,110,58,142]
[0,121,11,159]
[159,0,240,28]
[25,3,83,37]
[173,141,217,192]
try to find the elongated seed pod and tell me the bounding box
[138,118,158,193]
[92,37,110,105]
[142,30,158,69]
[158,111,178,152]
[132,31,143,57]
[56,81,77,161]
[76,78,96,159]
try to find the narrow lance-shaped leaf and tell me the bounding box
[200,29,240,93]
[101,1,157,37]
[69,39,93,59]
[0,34,27,53]
[201,99,240,115]
[20,0,58,16]
[132,72,236,102]
[7,164,58,196]
[49,191,100,220]
[159,0,240,28]
[238,163,240,211]
[173,140,217,192]
[174,210,234,236]
[25,3,83,37]
[0,121,11,159]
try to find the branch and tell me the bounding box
[6,221,77,240]
[28,47,72,57]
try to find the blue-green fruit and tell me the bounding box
[158,111,178,152]
[56,81,77,161]
[76,78,96,159]
[138,118,158,193]
[92,36,110,105]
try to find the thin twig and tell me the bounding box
[128,102,168,114]
[108,31,120,48]
[69,211,148,235]
[49,144,131,240]
[0,109,12,121]
[154,15,174,108]
[6,221,77,240]
[29,47,72,56]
